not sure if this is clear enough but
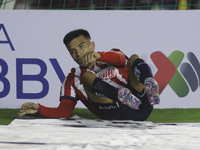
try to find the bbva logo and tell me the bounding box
[151,51,200,97]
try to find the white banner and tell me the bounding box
[0,10,200,108]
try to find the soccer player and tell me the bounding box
[18,29,160,121]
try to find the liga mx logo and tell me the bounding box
[151,51,200,97]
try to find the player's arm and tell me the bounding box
[37,98,77,118]
[97,49,127,66]
[18,99,77,118]
[18,70,78,118]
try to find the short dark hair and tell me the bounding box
[63,29,91,47]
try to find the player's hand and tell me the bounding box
[18,102,39,117]
[81,51,100,66]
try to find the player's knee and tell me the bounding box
[81,71,97,83]
[128,54,140,66]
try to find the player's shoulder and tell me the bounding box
[111,48,128,59]
[111,48,121,52]
[97,48,121,53]
[68,67,81,76]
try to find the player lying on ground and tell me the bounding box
[18,29,160,120]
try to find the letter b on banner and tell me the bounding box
[17,59,49,99]
[0,59,10,98]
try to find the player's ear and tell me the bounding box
[91,41,95,50]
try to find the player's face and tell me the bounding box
[67,35,95,67]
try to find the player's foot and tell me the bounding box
[144,77,160,105]
[118,88,141,109]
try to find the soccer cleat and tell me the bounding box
[144,77,160,105]
[118,88,142,109]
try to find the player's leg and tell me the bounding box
[128,54,160,105]
[81,71,141,109]
[81,71,113,104]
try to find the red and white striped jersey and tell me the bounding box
[60,49,128,110]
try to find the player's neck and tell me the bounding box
[80,61,96,69]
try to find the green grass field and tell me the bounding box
[0,108,200,125]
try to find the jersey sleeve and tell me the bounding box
[97,49,127,66]
[36,99,76,118]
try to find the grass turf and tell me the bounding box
[0,108,200,125]
[147,108,200,123]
